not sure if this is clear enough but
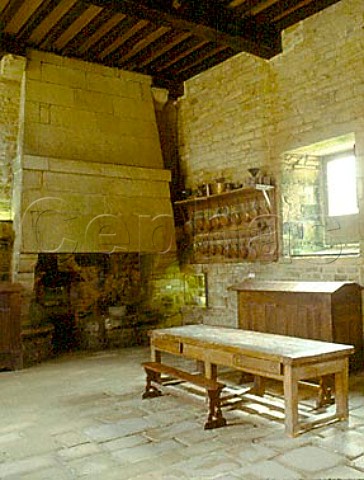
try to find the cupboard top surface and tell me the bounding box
[229,280,360,294]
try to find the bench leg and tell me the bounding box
[204,387,227,430]
[142,368,163,399]
[316,376,334,409]
[249,375,266,396]
[283,365,299,437]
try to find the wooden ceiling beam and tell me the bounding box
[98,18,148,59]
[3,0,44,35]
[0,0,11,16]
[81,0,281,58]
[53,4,103,50]
[29,0,79,44]
[154,39,209,73]
[135,31,191,69]
[117,25,170,66]
[274,0,341,30]
[77,11,126,54]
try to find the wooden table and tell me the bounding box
[148,325,354,436]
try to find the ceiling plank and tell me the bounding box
[275,0,341,30]
[29,0,79,44]
[228,0,249,7]
[98,19,149,60]
[82,0,281,58]
[155,40,209,73]
[173,45,229,76]
[77,11,126,54]
[0,0,11,16]
[272,0,312,23]
[4,0,44,34]
[53,4,103,50]
[250,0,280,16]
[136,31,191,69]
[117,25,170,66]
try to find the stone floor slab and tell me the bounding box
[277,444,345,473]
[238,459,302,479]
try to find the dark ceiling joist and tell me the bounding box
[273,0,342,30]
[0,31,27,57]
[81,0,282,58]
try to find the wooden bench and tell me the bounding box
[141,361,226,429]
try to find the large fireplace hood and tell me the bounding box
[12,50,176,260]
[15,154,175,255]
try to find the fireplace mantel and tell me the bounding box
[14,154,175,255]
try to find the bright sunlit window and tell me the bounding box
[327,155,358,217]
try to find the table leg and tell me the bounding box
[151,347,161,363]
[283,365,299,437]
[335,358,349,420]
[205,362,217,380]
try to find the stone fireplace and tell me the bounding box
[7,50,178,363]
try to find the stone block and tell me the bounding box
[23,155,49,171]
[17,254,38,273]
[41,63,86,89]
[73,89,113,113]
[117,68,151,84]
[0,54,26,81]
[26,79,75,108]
[48,157,103,176]
[112,96,155,121]
[24,101,40,124]
[23,170,42,189]
[49,105,96,129]
[27,49,63,65]
[85,72,129,97]
[25,59,42,81]
[39,103,50,124]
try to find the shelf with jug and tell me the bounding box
[174,184,278,264]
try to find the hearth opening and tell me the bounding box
[32,252,152,354]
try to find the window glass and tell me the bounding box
[327,155,358,217]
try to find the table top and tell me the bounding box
[150,325,354,364]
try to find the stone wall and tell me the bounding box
[0,55,25,219]
[178,0,364,327]
[23,50,163,168]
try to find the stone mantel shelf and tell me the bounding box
[23,154,171,183]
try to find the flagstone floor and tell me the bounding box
[0,347,364,479]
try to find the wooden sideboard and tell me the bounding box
[0,283,23,370]
[229,280,363,370]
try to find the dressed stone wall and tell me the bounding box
[178,0,364,327]
[0,55,25,219]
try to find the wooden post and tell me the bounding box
[283,364,299,437]
[335,358,349,420]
